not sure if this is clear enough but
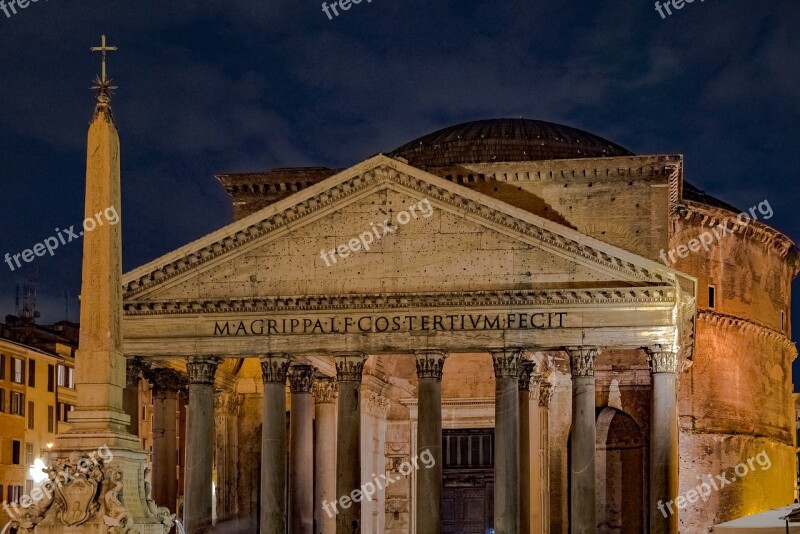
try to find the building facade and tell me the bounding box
[113,118,799,534]
[0,323,77,529]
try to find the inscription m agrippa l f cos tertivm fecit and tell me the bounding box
[212,312,568,336]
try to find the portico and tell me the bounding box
[120,156,696,533]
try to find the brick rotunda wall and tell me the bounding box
[671,202,799,532]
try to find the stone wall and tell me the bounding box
[672,205,798,529]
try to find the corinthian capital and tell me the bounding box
[126,356,149,388]
[566,347,597,378]
[312,377,338,404]
[645,345,680,374]
[334,353,367,382]
[146,367,188,397]
[490,348,523,378]
[414,350,447,380]
[185,356,222,385]
[260,354,291,384]
[289,365,316,393]
[518,360,538,391]
[362,390,391,419]
[538,382,554,408]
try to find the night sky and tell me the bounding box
[0,1,798,374]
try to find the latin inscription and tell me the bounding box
[212,312,567,336]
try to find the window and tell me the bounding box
[782,311,786,332]
[28,360,35,387]
[57,402,73,422]
[0,388,4,412]
[0,353,5,380]
[708,285,716,309]
[443,429,494,469]
[27,401,34,429]
[11,357,24,384]
[47,364,55,392]
[11,440,21,465]
[47,405,55,433]
[10,391,24,416]
[57,365,74,388]
[24,480,33,497]
[25,443,34,466]
[8,485,22,504]
[142,406,146,421]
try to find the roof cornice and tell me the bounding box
[675,201,799,266]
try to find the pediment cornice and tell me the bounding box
[123,287,676,316]
[123,156,684,300]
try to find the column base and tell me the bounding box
[8,442,174,534]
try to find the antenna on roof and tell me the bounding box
[20,268,40,322]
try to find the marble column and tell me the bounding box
[491,348,522,534]
[124,357,146,437]
[214,390,240,522]
[314,378,338,534]
[567,347,597,534]
[147,367,187,511]
[414,350,447,534]
[334,353,367,534]
[539,381,554,534]
[518,360,538,534]
[646,346,680,534]
[289,365,316,534]
[260,354,291,534]
[184,356,222,534]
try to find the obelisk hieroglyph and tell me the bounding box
[22,37,174,534]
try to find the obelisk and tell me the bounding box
[20,37,173,534]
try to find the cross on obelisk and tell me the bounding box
[91,34,117,83]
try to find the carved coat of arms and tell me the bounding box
[52,457,103,527]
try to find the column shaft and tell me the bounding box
[568,347,597,534]
[261,355,291,534]
[214,391,239,521]
[335,354,366,534]
[314,379,338,534]
[124,357,148,437]
[123,384,140,436]
[147,367,187,512]
[153,391,179,509]
[492,349,521,534]
[539,383,553,534]
[648,348,680,534]
[415,350,447,534]
[184,357,221,534]
[289,365,315,534]
[518,360,536,534]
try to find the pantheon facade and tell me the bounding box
[121,119,798,533]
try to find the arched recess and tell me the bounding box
[595,407,645,533]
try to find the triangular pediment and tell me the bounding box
[122,155,690,305]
